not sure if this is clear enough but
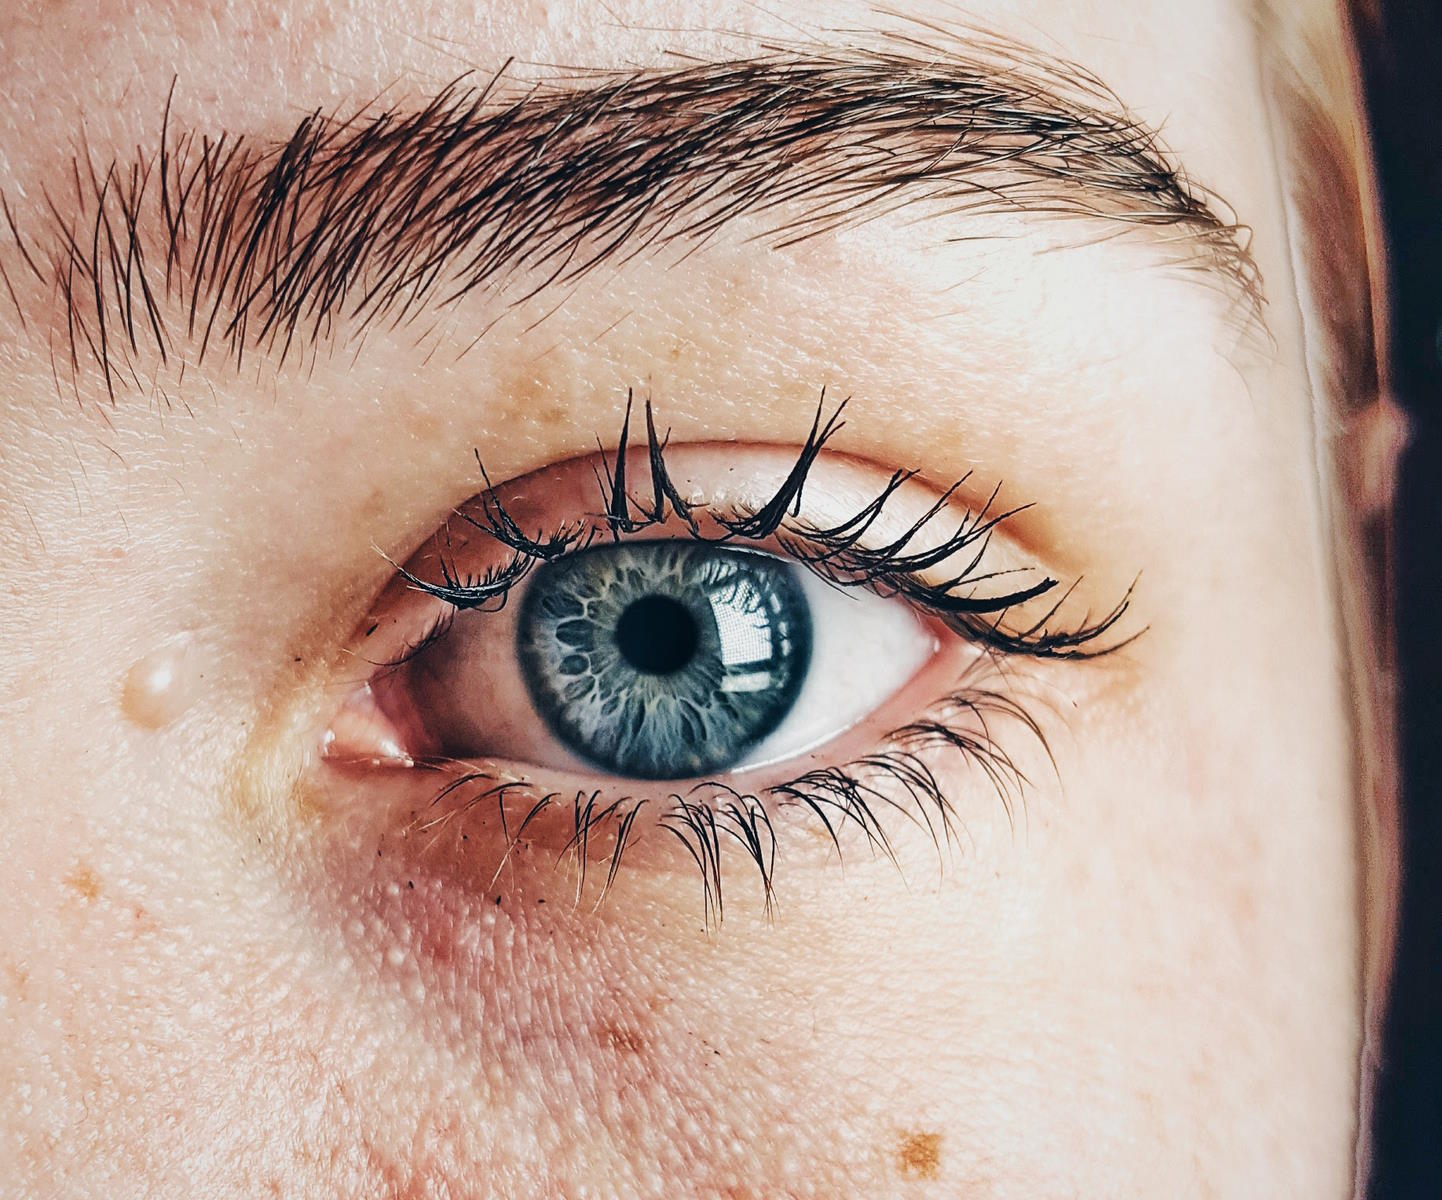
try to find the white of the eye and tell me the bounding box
[734,570,936,770]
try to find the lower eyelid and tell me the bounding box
[314,637,1046,923]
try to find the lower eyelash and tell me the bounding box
[398,665,1048,926]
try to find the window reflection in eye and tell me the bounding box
[323,399,1133,915]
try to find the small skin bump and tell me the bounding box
[120,633,202,730]
[896,1130,942,1181]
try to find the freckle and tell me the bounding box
[598,1023,646,1054]
[533,401,570,430]
[120,633,201,729]
[5,961,30,999]
[359,487,390,521]
[65,864,100,902]
[896,1131,942,1180]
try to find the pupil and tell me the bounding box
[615,594,699,675]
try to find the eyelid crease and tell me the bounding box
[392,392,1136,659]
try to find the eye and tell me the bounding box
[321,399,1132,914]
[386,540,933,780]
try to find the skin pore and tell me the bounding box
[0,2,1387,1197]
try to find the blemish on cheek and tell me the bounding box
[4,961,30,1001]
[121,633,202,729]
[896,1130,942,1181]
[64,864,101,902]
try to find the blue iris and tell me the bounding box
[516,542,812,778]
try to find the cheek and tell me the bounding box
[1007,676,1362,1190]
[274,737,1046,1196]
[287,811,904,1194]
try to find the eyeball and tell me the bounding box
[362,539,935,781]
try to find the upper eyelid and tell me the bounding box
[389,396,1135,659]
[3,37,1263,401]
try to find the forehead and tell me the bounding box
[0,1,1277,202]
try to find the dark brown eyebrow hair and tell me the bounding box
[0,39,1264,399]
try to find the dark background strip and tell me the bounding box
[1359,1,1442,1196]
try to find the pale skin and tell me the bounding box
[0,2,1384,1197]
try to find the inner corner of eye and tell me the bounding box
[327,529,941,784]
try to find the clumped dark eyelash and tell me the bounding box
[356,606,456,675]
[397,389,1132,657]
[404,675,1043,926]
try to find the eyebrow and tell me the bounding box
[0,39,1264,397]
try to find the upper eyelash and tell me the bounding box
[393,390,1134,658]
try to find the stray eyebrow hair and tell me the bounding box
[0,37,1264,398]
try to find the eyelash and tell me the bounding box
[396,392,1133,656]
[410,678,1043,926]
[373,393,1132,920]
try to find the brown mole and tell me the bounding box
[896,1130,942,1181]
